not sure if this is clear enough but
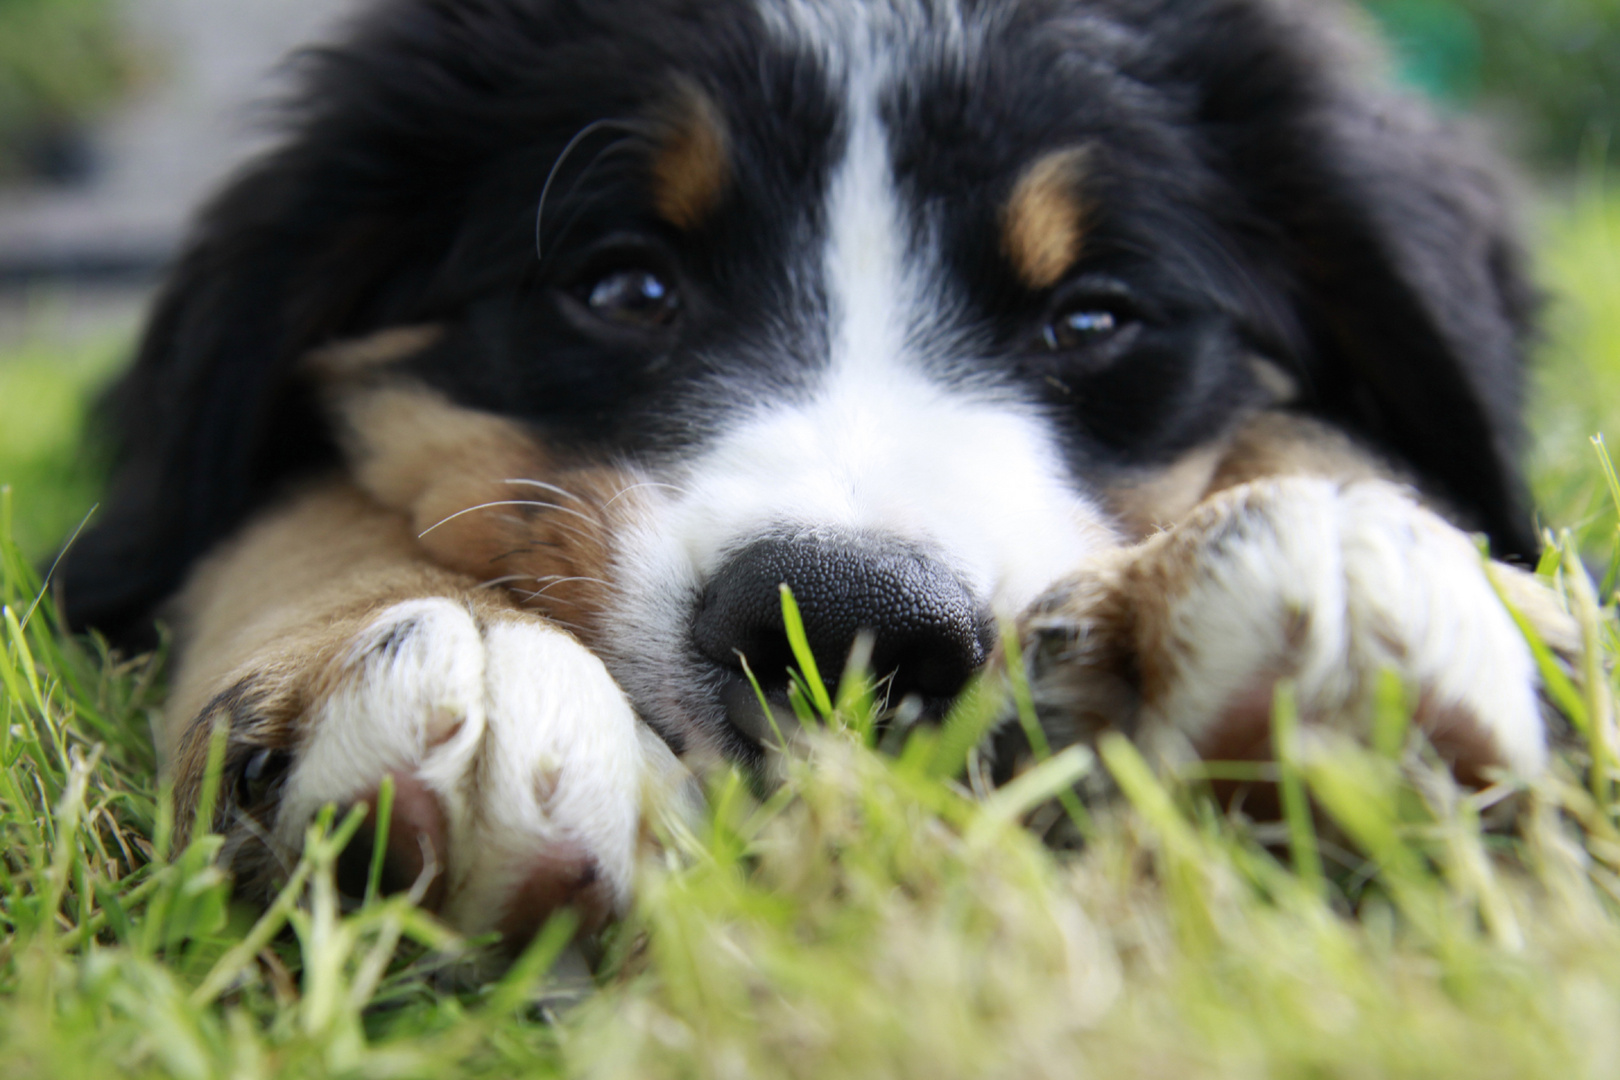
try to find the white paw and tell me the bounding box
[1022,478,1552,778]
[274,598,693,938]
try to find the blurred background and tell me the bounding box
[0,0,1615,562]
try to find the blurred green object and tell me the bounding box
[1530,178,1620,547]
[1362,0,1484,102]
[1362,0,1620,165]
[0,0,129,182]
[0,327,121,561]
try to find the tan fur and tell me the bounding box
[166,485,505,743]
[164,476,689,931]
[1205,411,1399,494]
[1014,410,1580,784]
[1108,409,1412,540]
[163,482,517,814]
[168,326,639,814]
[1102,446,1226,539]
[1201,410,1515,555]
[650,80,729,230]
[304,324,445,380]
[1102,412,1389,539]
[1002,148,1090,290]
[309,331,647,644]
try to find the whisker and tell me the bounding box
[536,120,639,261]
[420,501,539,537]
[503,478,588,505]
[477,575,532,590]
[530,575,612,595]
[418,499,599,538]
[511,499,602,525]
[517,590,583,607]
[530,572,612,584]
[601,479,689,510]
[521,516,602,544]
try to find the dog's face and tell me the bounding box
[310,0,1321,764]
[67,0,1539,817]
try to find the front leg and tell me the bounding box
[165,483,690,943]
[1015,476,1574,783]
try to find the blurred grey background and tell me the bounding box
[0,0,364,345]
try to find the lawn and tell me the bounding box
[1,186,1619,1078]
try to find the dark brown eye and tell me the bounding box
[586,268,681,329]
[1043,305,1124,351]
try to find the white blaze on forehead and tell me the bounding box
[756,0,981,65]
[608,26,1114,643]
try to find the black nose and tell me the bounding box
[694,535,989,729]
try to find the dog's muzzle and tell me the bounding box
[693,533,992,741]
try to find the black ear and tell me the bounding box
[1149,1,1541,561]
[1281,92,1538,561]
[57,159,352,644]
[57,11,481,643]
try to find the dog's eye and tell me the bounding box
[1043,303,1128,352]
[585,268,681,329]
[235,748,292,806]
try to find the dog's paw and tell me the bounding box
[192,598,693,944]
[1014,477,1570,781]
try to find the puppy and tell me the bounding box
[63,0,1573,944]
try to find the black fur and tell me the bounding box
[61,0,1540,644]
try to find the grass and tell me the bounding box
[1530,173,1620,545]
[0,324,121,561]
[0,187,1617,1078]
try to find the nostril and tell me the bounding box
[721,624,797,687]
[333,771,448,911]
[694,534,990,719]
[895,643,979,700]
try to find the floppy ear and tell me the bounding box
[55,5,553,643]
[1279,93,1537,561]
[59,163,344,645]
[1155,2,1540,561]
[58,66,469,643]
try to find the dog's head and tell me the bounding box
[67,0,1536,766]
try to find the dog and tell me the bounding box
[61,0,1575,946]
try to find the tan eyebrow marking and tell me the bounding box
[650,79,730,230]
[303,324,445,380]
[1002,147,1092,290]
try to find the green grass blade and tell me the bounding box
[1371,667,1413,761]
[1270,681,1324,896]
[997,619,1094,838]
[968,745,1094,847]
[1486,559,1590,734]
[1564,537,1617,806]
[188,711,230,845]
[190,857,316,1007]
[364,773,397,907]
[927,672,1005,779]
[482,908,580,1017]
[779,584,832,718]
[1593,434,1620,522]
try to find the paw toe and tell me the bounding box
[496,844,615,949]
[334,769,450,910]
